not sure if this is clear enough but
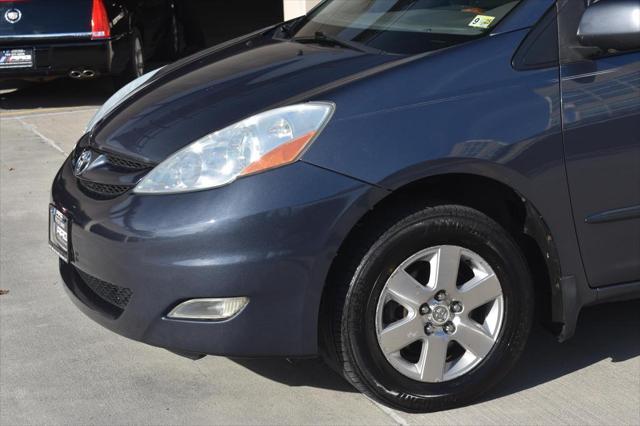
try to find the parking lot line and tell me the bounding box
[15,117,67,155]
[1,107,98,120]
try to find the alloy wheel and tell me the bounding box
[134,37,144,77]
[375,245,504,383]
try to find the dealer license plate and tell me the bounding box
[49,205,69,262]
[0,48,33,69]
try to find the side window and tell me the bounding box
[558,0,640,63]
[512,7,559,70]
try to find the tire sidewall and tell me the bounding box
[114,29,144,88]
[166,14,183,60]
[342,208,533,410]
[130,29,145,78]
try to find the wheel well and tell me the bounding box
[320,174,559,348]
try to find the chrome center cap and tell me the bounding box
[431,305,451,325]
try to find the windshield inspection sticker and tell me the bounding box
[468,15,495,29]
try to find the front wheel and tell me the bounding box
[327,205,534,412]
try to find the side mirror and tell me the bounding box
[577,0,640,52]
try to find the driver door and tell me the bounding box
[558,0,640,287]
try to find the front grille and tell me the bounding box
[76,269,133,311]
[79,180,132,199]
[106,153,151,171]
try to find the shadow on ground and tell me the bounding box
[232,299,640,397]
[232,357,356,393]
[487,298,640,401]
[0,78,113,111]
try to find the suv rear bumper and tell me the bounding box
[0,36,128,80]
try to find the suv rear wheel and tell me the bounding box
[113,28,145,87]
[324,205,534,412]
[164,13,184,60]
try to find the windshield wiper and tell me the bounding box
[292,31,383,54]
[275,16,307,39]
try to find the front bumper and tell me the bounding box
[52,154,386,357]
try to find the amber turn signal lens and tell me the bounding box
[240,131,316,176]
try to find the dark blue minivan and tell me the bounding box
[50,0,640,412]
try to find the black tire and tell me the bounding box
[324,205,534,412]
[113,28,145,88]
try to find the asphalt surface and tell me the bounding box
[1,79,639,426]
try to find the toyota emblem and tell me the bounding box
[431,305,450,325]
[74,150,93,176]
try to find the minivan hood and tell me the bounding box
[92,37,398,163]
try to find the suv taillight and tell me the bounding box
[91,0,111,40]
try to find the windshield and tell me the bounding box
[291,0,522,55]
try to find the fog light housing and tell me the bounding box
[167,297,249,321]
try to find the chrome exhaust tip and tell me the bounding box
[69,70,82,79]
[82,69,96,78]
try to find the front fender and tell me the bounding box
[303,29,589,333]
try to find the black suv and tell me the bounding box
[0,0,183,85]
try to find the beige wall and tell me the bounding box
[283,0,322,20]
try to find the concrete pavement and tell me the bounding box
[1,79,639,425]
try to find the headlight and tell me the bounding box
[133,102,334,194]
[85,67,162,132]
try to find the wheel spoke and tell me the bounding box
[378,316,424,354]
[454,318,495,358]
[418,334,449,382]
[459,273,502,310]
[431,246,461,293]
[386,270,430,308]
